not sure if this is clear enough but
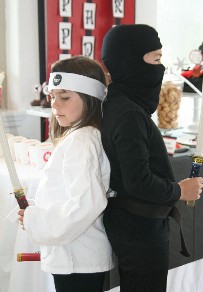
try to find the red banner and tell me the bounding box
[46,0,136,77]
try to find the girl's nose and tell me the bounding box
[51,98,60,109]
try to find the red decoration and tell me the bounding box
[46,0,136,77]
[182,65,203,79]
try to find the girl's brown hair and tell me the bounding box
[49,56,107,143]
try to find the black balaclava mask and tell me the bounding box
[101,24,165,115]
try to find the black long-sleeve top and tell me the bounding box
[101,86,181,208]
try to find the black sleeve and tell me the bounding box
[113,110,180,206]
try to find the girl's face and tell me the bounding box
[50,89,83,127]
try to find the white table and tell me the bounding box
[0,159,203,292]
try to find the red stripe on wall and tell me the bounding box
[120,0,135,24]
[68,0,86,57]
[91,0,114,63]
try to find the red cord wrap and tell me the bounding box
[14,189,29,209]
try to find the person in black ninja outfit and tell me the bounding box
[101,24,203,292]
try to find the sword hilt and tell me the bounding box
[186,156,203,207]
[13,188,29,209]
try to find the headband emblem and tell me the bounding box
[53,74,62,86]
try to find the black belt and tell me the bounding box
[109,196,190,258]
[114,196,172,219]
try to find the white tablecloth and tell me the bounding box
[0,159,203,292]
[0,159,55,292]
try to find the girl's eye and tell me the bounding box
[50,95,69,101]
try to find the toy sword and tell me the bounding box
[0,111,41,261]
[0,110,29,209]
[186,112,203,206]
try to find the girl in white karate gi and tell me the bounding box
[18,56,114,292]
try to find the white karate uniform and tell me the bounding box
[23,126,114,274]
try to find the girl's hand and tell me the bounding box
[18,209,25,230]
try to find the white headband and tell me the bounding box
[48,72,107,101]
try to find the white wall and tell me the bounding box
[136,0,203,130]
[5,0,40,110]
[157,0,203,70]
[136,0,203,71]
[135,0,158,28]
[0,0,6,108]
